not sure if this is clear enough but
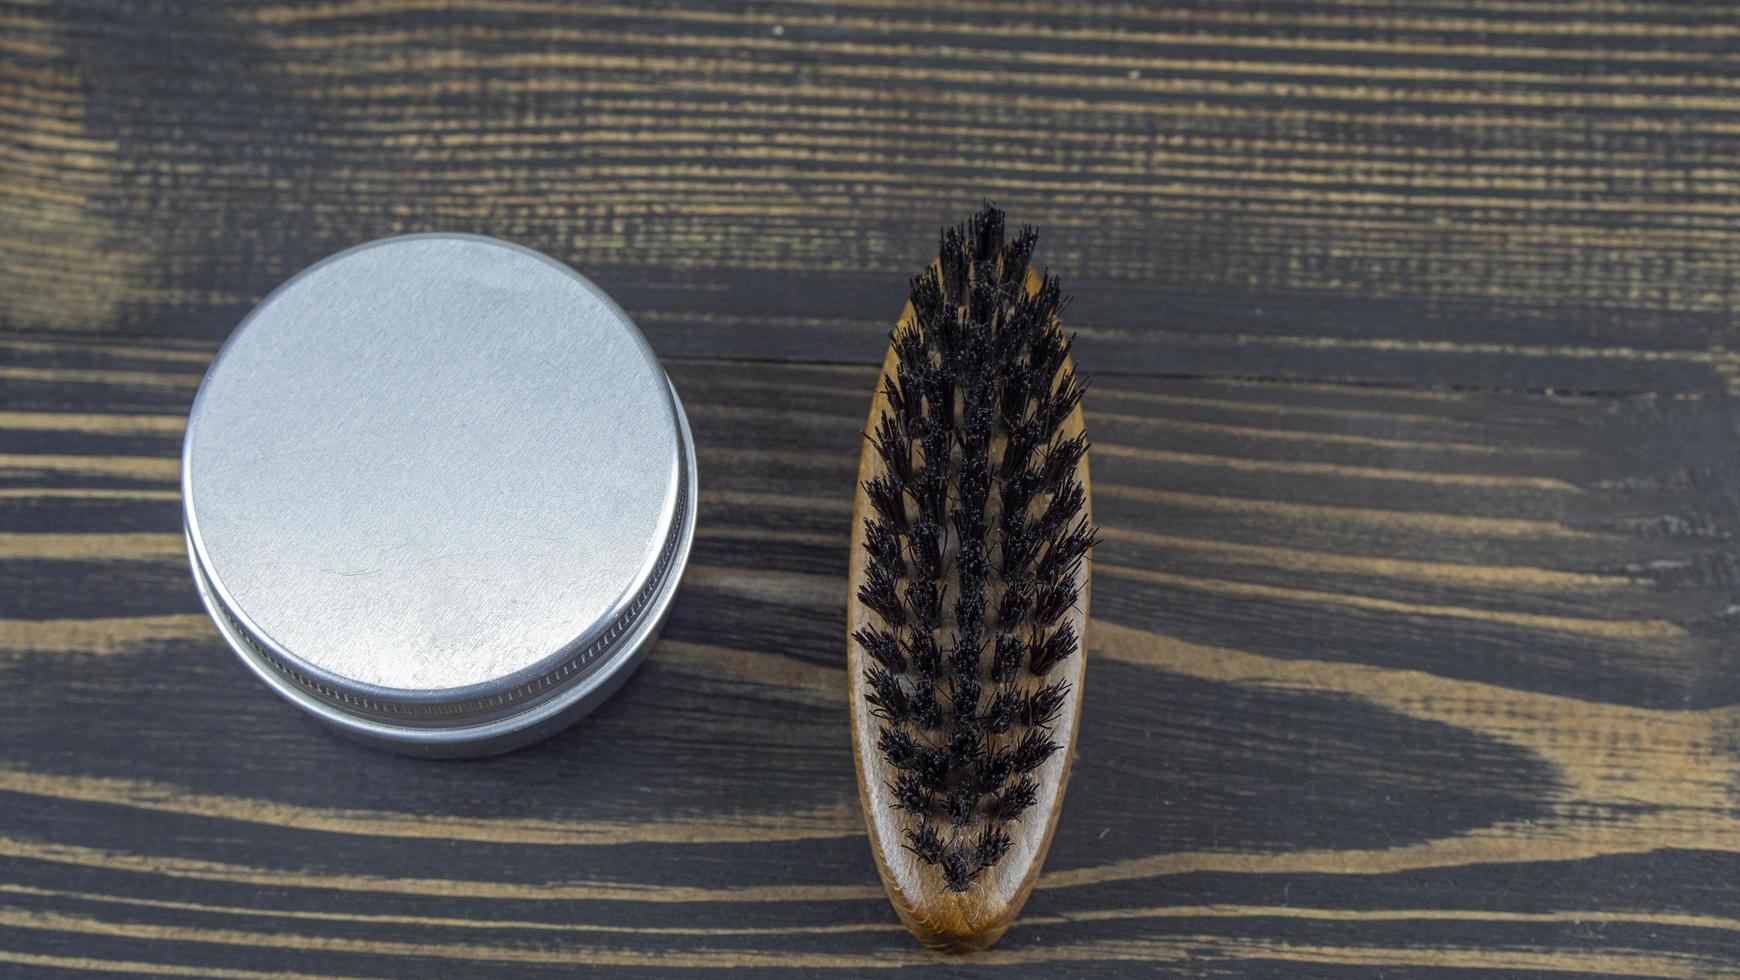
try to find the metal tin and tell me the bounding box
[183,234,696,756]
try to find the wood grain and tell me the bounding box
[4,330,1740,975]
[6,1,1740,975]
[6,1,1740,392]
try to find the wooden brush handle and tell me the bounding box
[846,269,1091,953]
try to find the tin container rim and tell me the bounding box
[180,233,698,754]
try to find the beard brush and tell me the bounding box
[847,204,1095,953]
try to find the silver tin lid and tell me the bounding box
[183,234,696,756]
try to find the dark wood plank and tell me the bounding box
[2,334,1738,975]
[5,2,1740,391]
[7,0,1740,973]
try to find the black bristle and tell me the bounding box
[958,449,992,515]
[954,513,991,587]
[1035,521,1098,594]
[913,450,950,522]
[864,475,907,534]
[1029,620,1080,677]
[870,413,912,485]
[858,563,905,626]
[947,676,982,730]
[970,265,1000,318]
[991,630,1025,684]
[910,690,943,731]
[944,786,978,827]
[909,269,945,324]
[1040,435,1089,493]
[973,826,1012,869]
[908,632,941,682]
[1035,479,1085,540]
[941,847,979,892]
[922,369,956,440]
[939,227,968,303]
[996,585,1033,632]
[904,577,942,630]
[975,747,1015,794]
[1000,415,1045,481]
[999,466,1042,530]
[1031,575,1080,627]
[862,520,905,579]
[896,320,928,369]
[994,776,1038,822]
[1002,226,1037,286]
[997,364,1035,428]
[904,824,945,865]
[971,203,1005,261]
[884,373,918,432]
[962,363,995,430]
[1000,524,1041,583]
[895,375,925,435]
[982,686,1023,734]
[891,773,933,817]
[914,745,950,791]
[859,205,1095,893]
[1038,368,1087,441]
[909,518,944,581]
[949,638,982,681]
[878,726,922,769]
[854,626,905,672]
[864,668,910,723]
[1011,728,1060,774]
[953,578,986,636]
[1022,680,1070,729]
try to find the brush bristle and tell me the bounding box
[858,203,1096,893]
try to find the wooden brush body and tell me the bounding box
[847,244,1092,953]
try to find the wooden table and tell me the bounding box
[4,3,1738,976]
